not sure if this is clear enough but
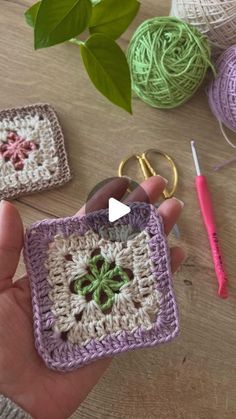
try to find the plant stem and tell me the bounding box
[69,38,84,46]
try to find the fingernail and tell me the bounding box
[121,175,132,184]
[154,175,168,184]
[172,197,184,208]
[121,175,132,182]
[0,200,7,214]
[0,200,6,207]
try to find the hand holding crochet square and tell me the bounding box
[0,104,71,199]
[24,202,179,371]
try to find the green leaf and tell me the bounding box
[89,0,140,40]
[25,1,41,28]
[34,0,92,49]
[80,34,132,113]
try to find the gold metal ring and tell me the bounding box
[118,150,178,199]
[143,149,178,199]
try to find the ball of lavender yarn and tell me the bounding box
[208,45,236,133]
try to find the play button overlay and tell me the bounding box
[85,177,152,243]
[108,198,130,222]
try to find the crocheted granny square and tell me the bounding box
[0,104,71,199]
[24,203,179,371]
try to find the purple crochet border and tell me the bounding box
[24,203,179,371]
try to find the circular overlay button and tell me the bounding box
[85,177,152,243]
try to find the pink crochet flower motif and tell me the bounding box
[0,132,38,170]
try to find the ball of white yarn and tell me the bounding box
[171,0,236,53]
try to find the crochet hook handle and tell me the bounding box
[195,175,228,298]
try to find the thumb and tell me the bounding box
[0,200,24,292]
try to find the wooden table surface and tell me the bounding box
[1,1,236,418]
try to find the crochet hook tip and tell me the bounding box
[190,139,202,176]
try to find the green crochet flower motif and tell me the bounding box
[74,254,130,312]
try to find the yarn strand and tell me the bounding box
[219,121,236,149]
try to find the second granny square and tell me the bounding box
[0,103,71,199]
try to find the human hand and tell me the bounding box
[0,176,185,419]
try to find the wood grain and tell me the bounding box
[1,1,236,418]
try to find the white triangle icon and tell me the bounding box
[108,198,131,222]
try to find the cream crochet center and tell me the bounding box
[46,229,162,346]
[0,114,58,191]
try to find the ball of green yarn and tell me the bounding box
[127,17,212,109]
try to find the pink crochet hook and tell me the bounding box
[191,141,228,299]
